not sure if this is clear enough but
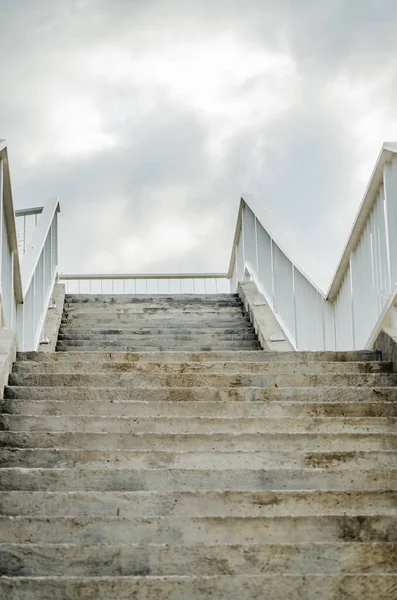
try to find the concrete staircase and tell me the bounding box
[1,293,397,598]
[56,293,262,352]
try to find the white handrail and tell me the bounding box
[58,273,230,295]
[229,142,397,350]
[15,206,44,217]
[60,272,227,280]
[0,140,60,351]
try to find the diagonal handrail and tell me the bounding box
[228,142,397,350]
[0,140,60,350]
[0,141,23,303]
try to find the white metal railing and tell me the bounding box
[0,140,60,351]
[228,142,397,350]
[59,273,230,295]
[3,136,397,352]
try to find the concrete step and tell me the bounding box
[0,542,396,577]
[62,306,248,316]
[62,310,250,321]
[62,298,242,308]
[58,346,263,353]
[60,321,253,333]
[1,574,397,600]
[1,490,396,517]
[8,385,395,403]
[2,415,396,434]
[1,431,394,452]
[61,315,252,326]
[0,515,395,544]
[62,312,250,321]
[12,360,392,375]
[16,350,382,363]
[5,399,397,418]
[64,293,241,304]
[56,340,262,351]
[58,325,256,336]
[2,449,396,471]
[57,332,260,342]
[63,297,244,307]
[8,371,397,388]
[0,467,395,492]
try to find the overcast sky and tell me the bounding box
[2,0,397,289]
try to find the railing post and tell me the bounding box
[349,256,356,350]
[270,238,275,310]
[241,203,245,278]
[254,217,260,304]
[292,265,298,348]
[383,158,397,288]
[23,216,26,255]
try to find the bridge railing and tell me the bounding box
[58,273,229,295]
[0,140,60,351]
[3,136,397,352]
[229,143,397,350]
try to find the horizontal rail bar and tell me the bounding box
[59,273,228,281]
[15,206,44,217]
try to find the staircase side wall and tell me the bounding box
[238,281,293,352]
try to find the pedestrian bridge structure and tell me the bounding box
[1,140,397,598]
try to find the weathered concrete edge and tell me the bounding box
[374,327,397,371]
[0,329,17,399]
[238,281,293,352]
[39,283,66,353]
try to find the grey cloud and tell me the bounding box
[1,0,397,285]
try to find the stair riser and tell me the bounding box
[1,490,396,517]
[63,310,248,320]
[56,341,262,350]
[1,449,395,471]
[65,293,241,306]
[61,317,252,328]
[12,361,392,375]
[64,294,240,302]
[0,516,395,544]
[1,543,396,577]
[57,333,260,342]
[0,469,395,492]
[1,432,395,451]
[63,299,244,308]
[59,325,255,335]
[2,415,396,434]
[8,372,397,388]
[7,386,397,402]
[5,400,396,418]
[56,346,263,352]
[2,575,396,600]
[17,350,382,363]
[63,305,246,323]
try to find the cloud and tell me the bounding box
[1,0,397,290]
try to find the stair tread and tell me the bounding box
[12,360,393,374]
[2,574,397,600]
[18,350,381,361]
